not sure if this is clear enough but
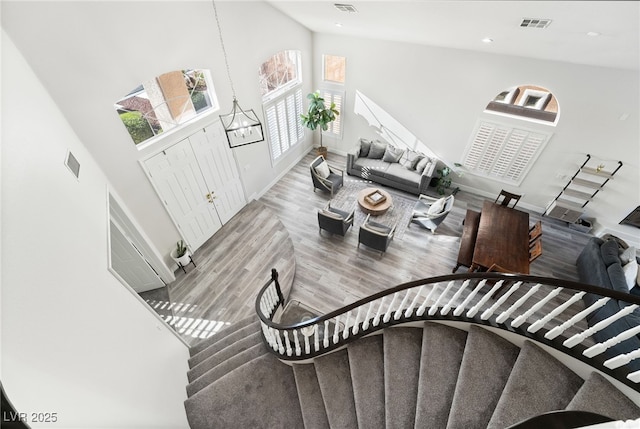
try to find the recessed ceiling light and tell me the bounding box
[586,31,601,37]
[482,38,494,44]
[335,22,343,27]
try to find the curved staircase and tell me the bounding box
[184,317,640,428]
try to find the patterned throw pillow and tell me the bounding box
[367,140,388,159]
[359,138,372,157]
[315,160,330,179]
[383,145,404,163]
[400,150,424,170]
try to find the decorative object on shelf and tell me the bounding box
[301,91,339,157]
[545,154,623,224]
[212,0,264,149]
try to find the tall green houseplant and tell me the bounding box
[300,91,339,156]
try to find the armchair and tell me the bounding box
[310,155,344,197]
[358,214,397,255]
[409,194,455,233]
[318,202,355,237]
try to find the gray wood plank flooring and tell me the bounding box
[147,150,594,345]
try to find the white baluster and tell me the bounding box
[275,329,285,354]
[373,297,386,326]
[314,324,320,352]
[324,320,330,348]
[429,281,455,316]
[404,286,425,318]
[483,282,523,321]
[362,302,375,330]
[343,311,352,339]
[495,283,535,323]
[627,370,640,384]
[454,280,487,317]
[383,293,399,323]
[511,287,562,327]
[528,292,586,333]
[605,348,640,369]
[333,315,341,344]
[304,330,311,354]
[417,284,440,316]
[467,280,504,318]
[284,330,292,356]
[441,280,470,315]
[546,297,610,340]
[293,330,301,356]
[352,307,363,334]
[564,304,639,348]
[584,326,640,358]
[265,326,277,350]
[394,290,411,320]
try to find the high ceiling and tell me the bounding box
[266,1,639,71]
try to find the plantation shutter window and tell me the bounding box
[462,121,551,185]
[320,89,344,138]
[264,88,303,161]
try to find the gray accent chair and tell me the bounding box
[409,194,455,233]
[310,155,344,197]
[318,202,355,237]
[358,214,397,255]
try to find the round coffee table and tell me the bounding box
[357,187,393,216]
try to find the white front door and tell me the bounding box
[190,123,246,224]
[110,220,164,293]
[145,138,222,250]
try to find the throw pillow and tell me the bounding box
[382,145,404,163]
[623,259,639,291]
[601,239,621,266]
[321,209,343,220]
[427,197,446,215]
[620,246,637,264]
[367,140,387,159]
[400,150,424,170]
[607,263,630,294]
[630,285,640,297]
[315,160,330,179]
[359,138,372,157]
[415,157,431,174]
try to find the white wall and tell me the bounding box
[313,34,640,246]
[1,31,190,428]
[1,1,314,267]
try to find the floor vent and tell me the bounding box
[334,3,358,13]
[520,18,552,29]
[65,150,81,179]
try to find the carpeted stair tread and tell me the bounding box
[486,340,584,429]
[292,363,330,429]
[184,353,304,429]
[384,327,423,429]
[186,341,268,397]
[347,334,385,428]
[446,326,520,429]
[415,323,468,429]
[188,320,260,368]
[189,314,256,357]
[314,349,358,429]
[566,372,640,420]
[188,331,261,382]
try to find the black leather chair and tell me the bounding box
[358,214,397,255]
[495,189,522,208]
[310,155,344,197]
[318,202,354,236]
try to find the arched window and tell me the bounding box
[485,84,559,125]
[114,69,218,147]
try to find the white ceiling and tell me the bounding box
[266,0,640,71]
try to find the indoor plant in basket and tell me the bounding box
[300,91,339,158]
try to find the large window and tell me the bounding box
[114,69,217,147]
[259,51,303,161]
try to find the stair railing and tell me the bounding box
[255,269,640,392]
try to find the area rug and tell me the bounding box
[329,178,417,240]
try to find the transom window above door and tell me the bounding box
[114,69,219,148]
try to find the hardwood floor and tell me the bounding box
[148,149,594,345]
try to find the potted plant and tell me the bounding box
[300,91,339,158]
[435,166,452,195]
[170,240,191,266]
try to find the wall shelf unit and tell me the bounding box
[545,154,622,223]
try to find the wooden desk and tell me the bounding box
[471,201,530,274]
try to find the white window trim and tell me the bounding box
[319,87,345,140]
[263,85,304,164]
[461,120,552,186]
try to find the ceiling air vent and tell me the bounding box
[520,18,552,29]
[65,150,81,179]
[334,3,358,13]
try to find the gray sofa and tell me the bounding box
[576,237,640,371]
[347,138,437,195]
